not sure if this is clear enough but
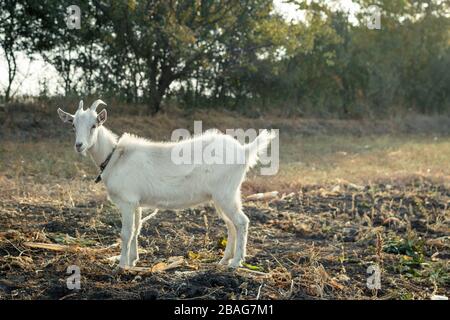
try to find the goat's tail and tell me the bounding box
[244,129,277,168]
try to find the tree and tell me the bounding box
[0,0,32,101]
[92,0,286,114]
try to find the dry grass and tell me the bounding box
[249,134,450,193]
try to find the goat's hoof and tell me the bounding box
[113,261,130,273]
[130,259,138,267]
[218,258,231,266]
[228,259,243,269]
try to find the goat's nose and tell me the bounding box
[75,143,83,151]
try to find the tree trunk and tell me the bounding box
[146,60,175,115]
[148,92,162,115]
[4,49,16,102]
[147,59,159,115]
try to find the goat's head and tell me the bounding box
[57,100,107,154]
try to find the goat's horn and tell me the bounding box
[90,99,107,111]
[78,100,84,110]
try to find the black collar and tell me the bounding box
[95,147,116,183]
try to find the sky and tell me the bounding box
[0,0,360,97]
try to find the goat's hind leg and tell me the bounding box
[214,195,249,269]
[215,205,236,266]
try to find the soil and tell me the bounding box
[0,182,448,300]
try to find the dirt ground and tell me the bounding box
[0,181,449,300]
[0,103,449,300]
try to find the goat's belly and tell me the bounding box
[139,192,211,210]
[105,169,214,209]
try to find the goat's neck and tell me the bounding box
[88,126,118,167]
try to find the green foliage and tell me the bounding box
[242,262,265,271]
[384,237,424,259]
[384,235,425,276]
[1,0,449,116]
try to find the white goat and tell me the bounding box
[57,100,276,269]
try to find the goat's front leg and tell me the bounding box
[129,207,142,267]
[117,202,137,268]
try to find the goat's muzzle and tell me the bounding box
[75,143,84,152]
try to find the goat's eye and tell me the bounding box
[91,125,96,130]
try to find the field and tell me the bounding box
[0,103,449,299]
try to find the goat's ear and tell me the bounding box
[97,109,107,125]
[57,108,74,123]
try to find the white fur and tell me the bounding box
[58,100,276,269]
